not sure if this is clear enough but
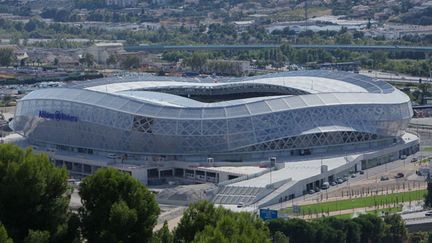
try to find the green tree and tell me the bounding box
[0,48,14,67]
[80,53,94,67]
[192,212,270,243]
[184,52,208,72]
[0,144,70,242]
[79,168,159,243]
[336,32,353,44]
[174,201,224,243]
[425,177,432,208]
[273,231,289,243]
[0,224,13,243]
[382,214,408,243]
[353,214,385,243]
[121,55,140,69]
[23,230,50,243]
[24,19,39,32]
[268,218,315,243]
[175,201,269,243]
[106,54,117,66]
[418,83,432,105]
[152,221,173,243]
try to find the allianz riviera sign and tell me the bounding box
[39,111,78,122]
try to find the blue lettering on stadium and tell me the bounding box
[39,111,78,122]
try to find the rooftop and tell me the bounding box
[20,71,406,120]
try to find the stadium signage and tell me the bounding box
[39,111,78,122]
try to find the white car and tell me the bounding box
[106,153,118,159]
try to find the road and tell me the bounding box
[359,70,430,84]
[124,44,432,53]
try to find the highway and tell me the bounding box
[124,44,432,54]
[359,70,430,84]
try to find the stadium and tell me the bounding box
[9,70,421,206]
[11,70,413,162]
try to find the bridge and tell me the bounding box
[124,44,280,52]
[124,44,432,55]
[402,211,432,232]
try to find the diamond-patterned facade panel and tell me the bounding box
[13,95,411,157]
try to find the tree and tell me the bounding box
[0,48,14,67]
[268,218,315,243]
[152,221,173,243]
[336,32,353,44]
[24,230,50,243]
[106,54,117,66]
[174,201,224,243]
[174,201,269,243]
[353,214,385,243]
[121,55,140,69]
[79,168,160,243]
[53,58,59,66]
[192,212,270,243]
[382,214,408,243]
[184,52,208,72]
[24,19,39,32]
[273,231,289,243]
[0,224,13,243]
[80,53,94,67]
[0,144,70,242]
[426,176,432,208]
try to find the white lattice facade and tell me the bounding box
[11,71,413,162]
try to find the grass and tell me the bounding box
[284,189,426,215]
[423,147,432,152]
[333,206,403,219]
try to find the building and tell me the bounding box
[11,70,414,162]
[9,71,419,204]
[105,0,138,8]
[86,42,124,65]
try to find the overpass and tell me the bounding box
[124,44,280,52]
[402,211,432,232]
[124,44,432,54]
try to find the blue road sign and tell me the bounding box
[259,208,278,220]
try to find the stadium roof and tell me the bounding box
[22,71,407,120]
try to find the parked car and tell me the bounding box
[106,153,118,159]
[337,178,344,184]
[400,155,407,159]
[342,176,349,182]
[321,182,330,189]
[425,211,432,217]
[380,176,389,181]
[308,189,315,194]
[237,202,245,208]
[315,187,321,192]
[359,171,365,175]
[411,158,418,163]
[330,181,337,186]
[395,172,404,179]
[351,174,357,178]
